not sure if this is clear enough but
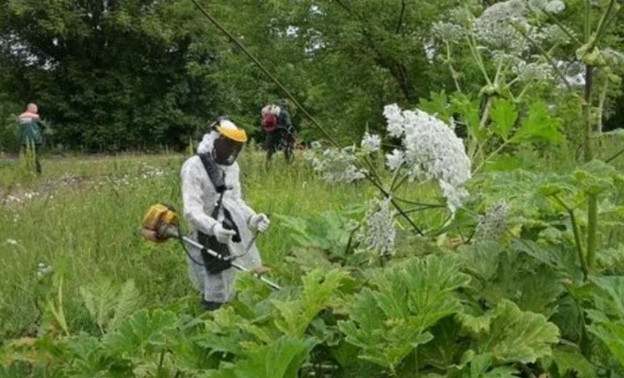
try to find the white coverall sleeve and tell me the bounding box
[232,164,256,225]
[181,159,218,235]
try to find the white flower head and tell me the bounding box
[538,24,574,45]
[386,149,405,171]
[431,21,466,43]
[475,0,532,55]
[383,104,472,213]
[474,200,511,241]
[360,132,381,153]
[305,145,367,183]
[513,61,554,82]
[5,239,18,246]
[529,0,566,14]
[36,262,54,280]
[356,197,396,256]
[310,141,322,150]
[383,104,405,138]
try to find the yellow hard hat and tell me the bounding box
[214,119,248,143]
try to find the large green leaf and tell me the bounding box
[80,278,141,334]
[489,99,518,140]
[206,337,314,378]
[103,309,177,356]
[458,242,565,317]
[458,353,518,378]
[419,90,452,121]
[588,320,624,368]
[451,93,487,143]
[552,345,597,378]
[586,275,624,368]
[272,269,348,338]
[473,300,560,364]
[417,317,467,370]
[510,101,563,144]
[590,276,624,318]
[338,255,470,372]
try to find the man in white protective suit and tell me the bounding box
[180,117,270,311]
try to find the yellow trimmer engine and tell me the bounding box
[141,204,180,242]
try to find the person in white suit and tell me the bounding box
[180,118,270,310]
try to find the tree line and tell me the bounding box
[0,0,622,152]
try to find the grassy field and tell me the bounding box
[0,149,369,339]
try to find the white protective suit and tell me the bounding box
[180,132,262,303]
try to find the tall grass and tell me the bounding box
[0,150,367,339]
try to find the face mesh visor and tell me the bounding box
[212,135,243,165]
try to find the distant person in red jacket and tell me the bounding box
[260,99,296,162]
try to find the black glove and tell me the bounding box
[197,229,233,275]
[201,246,232,274]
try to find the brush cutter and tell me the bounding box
[140,204,280,290]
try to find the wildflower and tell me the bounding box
[305,145,368,184]
[310,141,323,150]
[513,61,554,82]
[36,262,54,280]
[383,104,471,213]
[475,0,531,55]
[474,200,510,241]
[386,149,405,171]
[538,24,574,45]
[431,21,466,43]
[356,197,396,256]
[529,0,565,14]
[360,132,381,153]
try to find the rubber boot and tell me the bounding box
[201,298,223,311]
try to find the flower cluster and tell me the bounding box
[383,104,471,213]
[1,191,40,205]
[431,21,466,44]
[305,145,367,184]
[5,239,18,246]
[356,197,396,256]
[139,164,166,179]
[36,262,54,280]
[474,200,511,241]
[360,132,381,153]
[475,0,531,55]
[513,61,554,83]
[528,0,566,14]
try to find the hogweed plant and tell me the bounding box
[305,103,471,253]
[428,0,624,272]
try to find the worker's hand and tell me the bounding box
[212,223,236,244]
[249,213,270,233]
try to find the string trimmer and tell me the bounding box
[140,204,280,290]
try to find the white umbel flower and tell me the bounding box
[475,0,531,55]
[356,197,396,256]
[513,61,554,82]
[386,149,405,171]
[383,104,471,213]
[5,239,18,246]
[474,200,511,241]
[529,0,566,14]
[360,132,381,153]
[431,21,466,43]
[305,145,367,183]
